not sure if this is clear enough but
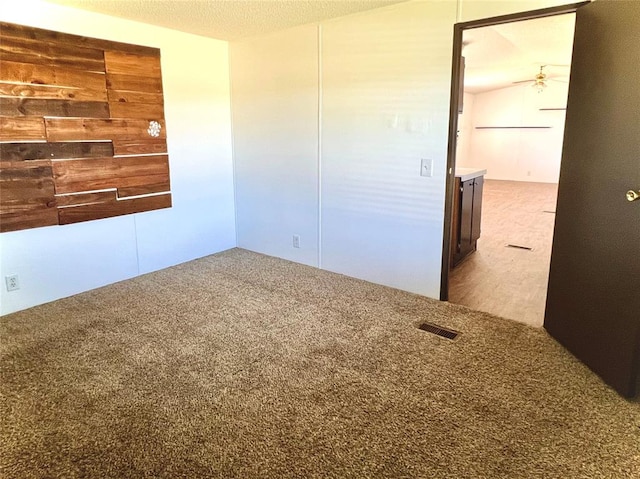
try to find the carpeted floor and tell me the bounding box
[1,248,639,478]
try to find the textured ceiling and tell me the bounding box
[44,0,409,41]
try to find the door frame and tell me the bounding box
[439,1,590,301]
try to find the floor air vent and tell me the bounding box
[506,244,533,251]
[417,322,460,340]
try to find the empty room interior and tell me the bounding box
[1,0,638,477]
[448,13,575,327]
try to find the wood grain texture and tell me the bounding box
[0,22,159,57]
[112,139,167,156]
[1,60,107,93]
[107,90,163,105]
[118,180,171,198]
[45,118,166,141]
[0,34,105,72]
[104,50,161,77]
[0,165,56,213]
[0,208,59,233]
[0,21,170,232]
[108,101,164,120]
[53,155,170,194]
[58,193,171,225]
[0,98,109,118]
[0,81,107,102]
[0,141,114,161]
[0,117,46,140]
[106,73,163,94]
[55,190,117,207]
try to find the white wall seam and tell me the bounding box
[228,42,240,248]
[317,23,323,269]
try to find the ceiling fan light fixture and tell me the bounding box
[534,80,547,93]
[533,66,548,93]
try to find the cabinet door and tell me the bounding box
[459,179,474,257]
[471,176,483,242]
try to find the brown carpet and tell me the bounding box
[1,248,639,478]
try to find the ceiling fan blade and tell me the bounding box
[548,78,569,83]
[512,79,533,84]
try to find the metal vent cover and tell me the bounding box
[417,322,460,340]
[506,244,533,251]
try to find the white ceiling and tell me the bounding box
[45,0,408,41]
[44,1,575,93]
[463,13,576,93]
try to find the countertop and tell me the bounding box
[455,167,487,182]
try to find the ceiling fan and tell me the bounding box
[513,65,569,92]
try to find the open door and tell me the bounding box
[544,0,640,397]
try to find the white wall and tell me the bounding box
[320,1,456,296]
[458,82,569,183]
[455,92,476,167]
[229,0,575,301]
[0,0,236,315]
[230,25,319,267]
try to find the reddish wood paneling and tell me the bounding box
[0,21,159,57]
[0,21,170,232]
[118,180,171,198]
[0,34,106,72]
[104,50,161,77]
[0,209,59,233]
[112,139,167,156]
[0,117,46,140]
[107,89,163,105]
[108,102,164,120]
[58,194,171,225]
[0,141,114,161]
[0,81,107,102]
[0,98,109,118]
[0,163,58,233]
[1,60,107,95]
[0,165,56,213]
[45,118,166,142]
[55,190,117,207]
[106,73,163,94]
[52,155,170,194]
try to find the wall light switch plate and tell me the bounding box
[293,235,301,248]
[420,159,433,177]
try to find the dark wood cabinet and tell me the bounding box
[451,175,483,268]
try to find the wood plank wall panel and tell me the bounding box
[0,98,110,118]
[58,194,172,225]
[0,117,46,141]
[0,164,58,233]
[53,155,170,194]
[0,82,107,102]
[1,60,108,97]
[45,118,166,141]
[0,35,106,72]
[0,141,114,161]
[112,139,167,156]
[0,22,171,232]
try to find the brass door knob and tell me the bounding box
[627,190,640,202]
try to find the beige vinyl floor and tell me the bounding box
[448,179,559,327]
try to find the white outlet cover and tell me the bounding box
[5,275,20,292]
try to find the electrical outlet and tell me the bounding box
[293,235,301,248]
[5,274,19,292]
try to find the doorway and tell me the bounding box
[440,3,586,325]
[448,14,575,327]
